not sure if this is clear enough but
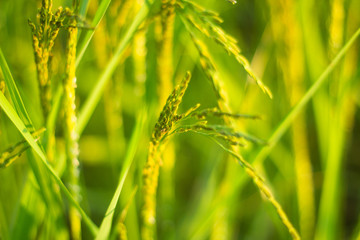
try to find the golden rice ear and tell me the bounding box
[152,71,191,143]
[142,71,191,240]
[63,8,81,240]
[187,30,232,114]
[28,1,70,120]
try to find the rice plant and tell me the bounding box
[1,0,360,239]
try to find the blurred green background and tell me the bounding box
[1,0,360,239]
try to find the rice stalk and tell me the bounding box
[63,2,81,238]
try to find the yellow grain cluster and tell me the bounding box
[63,13,81,240]
[214,142,300,240]
[142,72,191,240]
[29,1,70,120]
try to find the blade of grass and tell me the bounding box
[1,47,53,210]
[0,48,34,132]
[0,91,99,236]
[253,26,360,166]
[79,0,90,18]
[76,0,112,67]
[76,0,154,135]
[96,109,146,240]
[77,0,91,39]
[1,46,73,238]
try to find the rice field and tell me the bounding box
[0,0,360,239]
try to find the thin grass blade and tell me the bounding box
[77,0,154,135]
[253,26,360,166]
[0,91,99,236]
[76,0,112,67]
[96,110,146,240]
[0,48,34,132]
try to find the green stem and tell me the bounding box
[253,27,360,166]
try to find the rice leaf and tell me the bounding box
[96,110,146,240]
[0,48,34,132]
[0,91,99,236]
[254,26,360,166]
[76,0,112,67]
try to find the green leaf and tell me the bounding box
[254,26,360,167]
[0,91,99,236]
[0,48,34,132]
[76,0,112,67]
[96,110,146,240]
[0,47,52,208]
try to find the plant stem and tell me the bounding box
[253,26,360,167]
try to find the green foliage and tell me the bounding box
[1,0,360,239]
